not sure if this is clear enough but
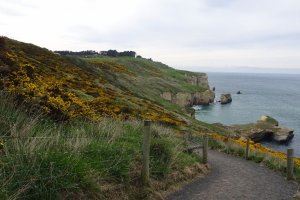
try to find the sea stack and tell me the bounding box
[220,94,232,104]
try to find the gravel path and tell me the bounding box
[168,150,298,200]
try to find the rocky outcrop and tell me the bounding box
[161,90,215,107]
[174,92,193,106]
[229,115,294,143]
[220,94,232,104]
[193,90,215,105]
[238,128,273,142]
[185,73,209,88]
[160,92,172,101]
[160,73,215,106]
[257,115,279,126]
[272,128,294,143]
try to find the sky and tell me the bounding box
[1,0,300,73]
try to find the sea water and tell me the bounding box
[194,72,300,157]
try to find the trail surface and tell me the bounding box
[168,150,298,200]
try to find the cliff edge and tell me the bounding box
[160,73,215,106]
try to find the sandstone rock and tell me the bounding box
[228,116,294,144]
[272,127,294,143]
[160,90,215,106]
[175,92,193,106]
[185,73,209,88]
[160,91,172,101]
[251,129,274,142]
[220,94,232,104]
[247,129,267,142]
[258,115,279,126]
[160,72,214,106]
[193,90,215,105]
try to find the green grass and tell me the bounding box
[206,137,300,183]
[262,116,279,126]
[175,152,202,169]
[79,56,209,106]
[248,152,264,163]
[293,166,300,182]
[152,96,184,114]
[0,91,202,199]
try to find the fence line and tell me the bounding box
[202,135,208,164]
[1,120,208,197]
[141,120,151,186]
[230,136,295,180]
[245,137,250,159]
[287,149,294,180]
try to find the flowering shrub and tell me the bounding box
[210,133,300,166]
[0,38,186,125]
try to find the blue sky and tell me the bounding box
[1,0,300,73]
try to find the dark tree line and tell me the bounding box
[118,51,136,57]
[54,50,98,56]
[54,50,136,58]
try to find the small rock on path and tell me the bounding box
[168,150,297,200]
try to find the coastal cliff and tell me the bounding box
[161,90,215,106]
[160,73,215,106]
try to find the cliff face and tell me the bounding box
[161,90,214,106]
[160,73,215,106]
[185,73,209,88]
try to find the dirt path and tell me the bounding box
[168,150,298,200]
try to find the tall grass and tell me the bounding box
[207,137,300,183]
[0,91,201,199]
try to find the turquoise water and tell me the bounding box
[195,72,300,157]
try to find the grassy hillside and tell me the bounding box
[1,37,298,199]
[0,92,206,199]
[0,37,214,199]
[0,37,210,128]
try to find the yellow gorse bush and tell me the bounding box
[0,40,186,125]
[210,133,300,166]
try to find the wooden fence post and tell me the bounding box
[141,120,151,186]
[287,148,294,180]
[245,137,250,160]
[203,135,208,164]
[183,128,192,147]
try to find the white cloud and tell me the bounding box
[1,0,300,72]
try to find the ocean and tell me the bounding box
[194,72,300,157]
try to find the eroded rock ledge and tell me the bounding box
[214,115,294,143]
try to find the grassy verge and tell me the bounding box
[0,92,206,199]
[207,134,300,183]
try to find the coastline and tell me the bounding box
[195,72,300,157]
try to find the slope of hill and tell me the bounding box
[0,36,214,199]
[0,37,214,128]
